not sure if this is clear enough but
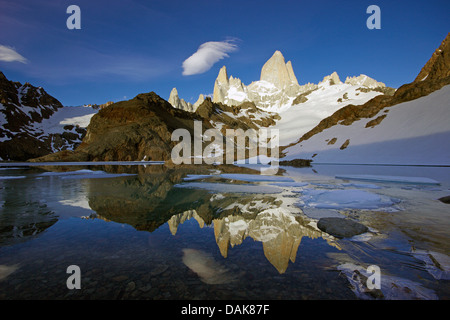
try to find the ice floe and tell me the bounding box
[336,174,440,185]
[37,169,136,179]
[183,174,217,181]
[175,182,282,194]
[298,189,399,210]
[341,183,381,189]
[220,173,294,182]
[0,176,26,180]
[268,182,309,188]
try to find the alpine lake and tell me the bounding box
[0,162,449,300]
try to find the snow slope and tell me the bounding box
[32,105,97,137]
[283,85,450,166]
[273,83,382,146]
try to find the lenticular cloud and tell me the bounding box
[0,45,28,64]
[182,40,237,76]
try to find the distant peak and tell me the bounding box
[319,71,342,86]
[345,74,385,88]
[273,50,284,57]
[260,51,299,88]
[216,65,229,85]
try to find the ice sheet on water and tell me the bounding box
[299,188,399,210]
[183,174,217,181]
[175,182,282,194]
[269,182,309,188]
[37,169,136,179]
[38,169,95,176]
[336,174,440,185]
[220,173,294,182]
[341,183,381,189]
[0,176,26,180]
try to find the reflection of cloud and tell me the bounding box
[182,248,237,284]
[0,45,28,63]
[0,264,19,281]
[182,40,238,76]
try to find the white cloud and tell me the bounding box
[182,40,238,76]
[0,45,28,63]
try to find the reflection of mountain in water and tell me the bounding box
[0,174,58,246]
[85,164,261,231]
[171,205,339,274]
[80,164,340,274]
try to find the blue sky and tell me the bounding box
[0,0,449,106]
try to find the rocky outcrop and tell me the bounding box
[168,87,195,112]
[278,159,312,167]
[90,101,114,109]
[438,196,450,204]
[317,217,368,238]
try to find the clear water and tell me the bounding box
[0,163,449,300]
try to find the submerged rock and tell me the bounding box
[317,217,368,238]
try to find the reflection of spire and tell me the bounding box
[167,210,205,235]
[213,208,340,274]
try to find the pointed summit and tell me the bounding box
[168,87,194,112]
[260,51,299,89]
[216,66,229,85]
[213,66,230,103]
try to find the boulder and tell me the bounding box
[438,196,450,204]
[317,217,368,238]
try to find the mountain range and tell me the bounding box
[0,72,97,161]
[1,32,449,166]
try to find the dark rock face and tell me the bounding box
[0,71,86,161]
[317,217,368,238]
